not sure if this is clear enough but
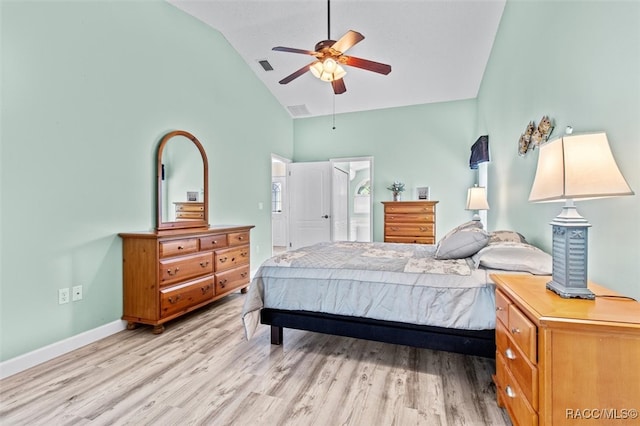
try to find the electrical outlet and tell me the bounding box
[58,288,70,304]
[72,285,83,301]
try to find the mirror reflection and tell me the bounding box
[161,136,204,222]
[156,130,208,231]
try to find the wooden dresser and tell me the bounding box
[119,225,254,334]
[174,202,204,220]
[382,201,438,244]
[492,274,640,425]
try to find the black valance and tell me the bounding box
[469,135,489,169]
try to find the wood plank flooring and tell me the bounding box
[0,293,511,425]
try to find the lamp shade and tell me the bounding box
[466,186,490,210]
[529,132,634,202]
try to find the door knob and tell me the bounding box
[322,215,329,219]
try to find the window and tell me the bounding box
[272,182,282,212]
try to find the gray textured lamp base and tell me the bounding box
[547,201,595,300]
[546,281,595,300]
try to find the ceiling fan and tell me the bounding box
[272,0,392,95]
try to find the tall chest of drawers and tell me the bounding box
[382,201,438,244]
[119,225,254,333]
[491,274,640,425]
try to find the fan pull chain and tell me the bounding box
[327,0,331,40]
[332,93,336,130]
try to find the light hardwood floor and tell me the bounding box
[0,293,511,425]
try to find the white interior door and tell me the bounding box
[288,161,332,250]
[332,166,349,241]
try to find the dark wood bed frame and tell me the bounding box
[261,308,496,359]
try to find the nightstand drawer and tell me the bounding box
[495,290,510,328]
[496,322,538,409]
[508,304,537,363]
[497,353,538,426]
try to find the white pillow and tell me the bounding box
[435,227,489,260]
[472,242,551,275]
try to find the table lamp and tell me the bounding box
[528,131,634,299]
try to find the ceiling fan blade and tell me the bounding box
[278,61,319,84]
[272,46,318,56]
[331,30,364,54]
[343,55,392,75]
[332,78,346,95]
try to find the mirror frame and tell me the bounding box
[156,130,209,232]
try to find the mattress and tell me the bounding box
[242,241,496,339]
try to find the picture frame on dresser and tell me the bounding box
[416,186,430,200]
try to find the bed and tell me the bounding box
[242,226,552,359]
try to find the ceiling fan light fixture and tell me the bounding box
[310,60,346,82]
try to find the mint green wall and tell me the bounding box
[293,101,479,242]
[0,1,292,361]
[477,0,639,299]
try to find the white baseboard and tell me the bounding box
[0,319,127,380]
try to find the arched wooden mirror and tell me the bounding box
[156,130,209,232]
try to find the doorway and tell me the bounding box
[271,155,373,254]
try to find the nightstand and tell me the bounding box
[491,274,640,425]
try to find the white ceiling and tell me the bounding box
[168,0,506,118]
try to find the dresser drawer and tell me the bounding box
[508,304,537,363]
[496,353,538,426]
[496,322,538,409]
[215,245,250,272]
[159,238,198,258]
[385,223,434,237]
[384,236,435,244]
[199,234,228,251]
[160,275,214,317]
[215,265,250,295]
[159,252,214,286]
[228,231,250,246]
[384,204,435,214]
[384,213,435,223]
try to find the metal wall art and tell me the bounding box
[518,115,554,156]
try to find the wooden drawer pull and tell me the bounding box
[390,227,399,231]
[167,267,180,276]
[505,386,516,399]
[219,279,228,288]
[231,257,236,262]
[511,327,521,334]
[237,236,244,241]
[241,251,248,257]
[178,245,184,250]
[219,257,228,263]
[240,272,248,278]
[505,348,517,360]
[419,227,428,231]
[496,306,504,312]
[200,261,209,267]
[168,295,181,304]
[201,285,211,294]
[210,240,218,245]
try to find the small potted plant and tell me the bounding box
[387,181,405,201]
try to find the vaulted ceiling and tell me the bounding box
[168,0,506,118]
